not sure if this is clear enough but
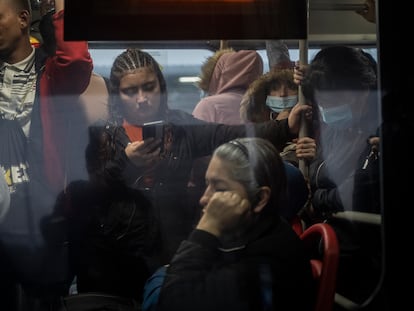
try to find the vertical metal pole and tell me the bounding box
[298,0,310,179]
[298,39,309,179]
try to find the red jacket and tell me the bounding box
[36,10,92,192]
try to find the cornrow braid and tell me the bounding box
[108,48,168,124]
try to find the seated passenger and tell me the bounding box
[41,126,159,304]
[152,137,315,311]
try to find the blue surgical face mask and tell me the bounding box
[318,104,353,128]
[266,95,298,113]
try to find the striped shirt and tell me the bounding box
[0,48,37,137]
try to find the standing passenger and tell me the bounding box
[190,48,264,205]
[192,49,263,125]
[38,5,110,179]
[0,0,92,309]
[294,45,381,304]
[239,70,317,221]
[39,6,109,126]
[240,69,317,167]
[294,46,380,217]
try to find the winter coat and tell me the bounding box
[158,218,315,311]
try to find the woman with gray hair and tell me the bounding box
[153,137,315,311]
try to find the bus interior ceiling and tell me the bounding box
[29,0,377,50]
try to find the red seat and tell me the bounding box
[300,223,339,311]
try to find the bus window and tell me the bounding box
[0,1,389,310]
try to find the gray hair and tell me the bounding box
[213,137,287,215]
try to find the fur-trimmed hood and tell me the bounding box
[240,69,296,123]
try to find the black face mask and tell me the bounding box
[39,9,56,56]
